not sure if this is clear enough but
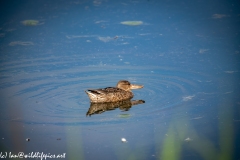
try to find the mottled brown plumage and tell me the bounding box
[85,80,143,103]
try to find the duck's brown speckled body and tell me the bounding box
[85,80,143,103]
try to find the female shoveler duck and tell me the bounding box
[85,80,143,103]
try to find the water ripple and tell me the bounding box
[0,56,212,126]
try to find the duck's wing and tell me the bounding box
[87,87,122,95]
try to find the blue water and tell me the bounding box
[0,0,240,159]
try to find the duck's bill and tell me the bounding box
[130,84,144,89]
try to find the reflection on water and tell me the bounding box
[86,99,145,116]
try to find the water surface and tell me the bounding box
[0,0,239,159]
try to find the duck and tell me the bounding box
[85,80,143,103]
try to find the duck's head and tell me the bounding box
[117,80,143,91]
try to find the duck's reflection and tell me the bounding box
[86,99,145,116]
